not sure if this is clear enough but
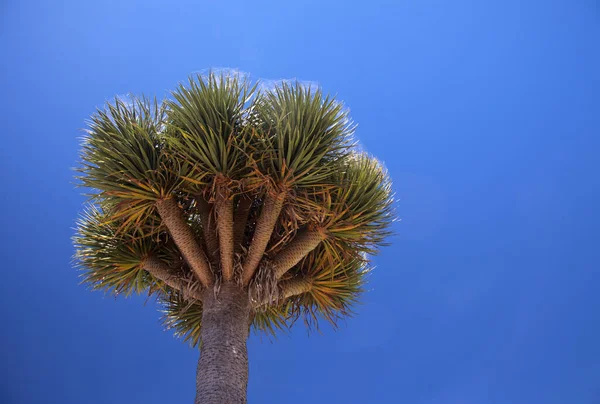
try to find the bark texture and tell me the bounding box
[196,283,250,404]
[142,255,203,301]
[273,229,326,279]
[216,193,234,281]
[278,277,312,299]
[233,196,253,255]
[197,199,219,262]
[241,193,285,285]
[253,276,312,308]
[155,198,213,287]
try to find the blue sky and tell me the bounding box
[1,1,599,403]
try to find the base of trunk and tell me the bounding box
[195,282,250,404]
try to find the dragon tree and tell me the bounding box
[74,72,394,404]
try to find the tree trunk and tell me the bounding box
[195,282,250,404]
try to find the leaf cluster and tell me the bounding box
[75,71,395,344]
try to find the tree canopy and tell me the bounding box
[74,71,394,346]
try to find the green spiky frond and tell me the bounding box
[168,71,256,185]
[78,96,185,230]
[161,295,205,347]
[296,248,369,327]
[251,82,355,189]
[251,303,293,337]
[324,153,394,254]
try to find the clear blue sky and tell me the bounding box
[1,1,599,403]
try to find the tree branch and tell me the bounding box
[142,255,203,301]
[252,276,312,308]
[233,196,253,256]
[196,198,219,262]
[272,228,327,279]
[215,185,234,281]
[278,277,312,300]
[241,192,285,285]
[155,198,213,287]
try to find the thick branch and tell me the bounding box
[241,192,285,285]
[216,188,234,281]
[272,229,326,279]
[252,277,312,308]
[278,277,312,300]
[155,198,213,287]
[233,196,253,255]
[142,255,203,301]
[196,198,219,262]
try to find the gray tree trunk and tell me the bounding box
[195,282,250,404]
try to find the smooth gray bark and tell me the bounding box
[195,282,250,404]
